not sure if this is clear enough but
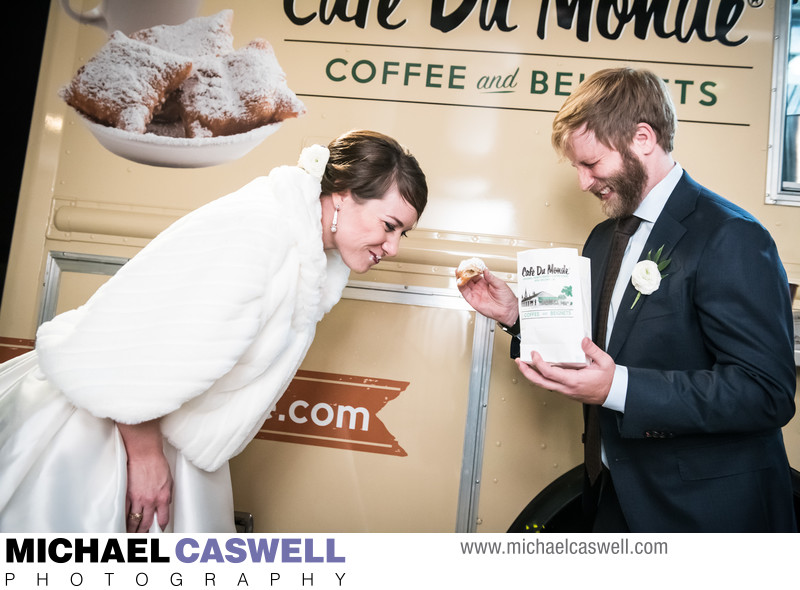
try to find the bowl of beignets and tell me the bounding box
[77,115,283,168]
[61,10,305,167]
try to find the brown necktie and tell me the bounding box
[585,215,642,484]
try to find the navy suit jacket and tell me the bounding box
[581,171,796,531]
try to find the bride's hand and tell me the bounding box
[117,420,173,533]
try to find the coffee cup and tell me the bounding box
[60,0,202,35]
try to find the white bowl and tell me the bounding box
[77,114,282,168]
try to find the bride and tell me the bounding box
[0,129,427,533]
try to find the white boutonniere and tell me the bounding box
[631,245,671,309]
[298,145,329,181]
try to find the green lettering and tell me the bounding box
[530,71,548,94]
[699,81,717,106]
[426,64,444,88]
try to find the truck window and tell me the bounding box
[768,0,800,206]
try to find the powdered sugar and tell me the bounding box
[130,10,235,58]
[178,40,301,137]
[62,10,304,143]
[61,31,192,133]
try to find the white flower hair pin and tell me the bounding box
[298,145,329,181]
[631,245,671,309]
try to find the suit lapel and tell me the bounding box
[605,172,697,357]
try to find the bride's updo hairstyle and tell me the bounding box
[320,129,428,220]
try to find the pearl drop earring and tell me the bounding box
[330,204,340,233]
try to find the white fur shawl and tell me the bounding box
[36,165,350,471]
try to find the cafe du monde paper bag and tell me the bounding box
[517,248,591,368]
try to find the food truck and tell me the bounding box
[1,0,798,533]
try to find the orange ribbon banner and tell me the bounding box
[256,370,409,457]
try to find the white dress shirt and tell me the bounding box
[602,162,683,413]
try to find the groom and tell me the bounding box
[459,67,797,532]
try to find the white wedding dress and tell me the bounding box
[0,352,234,532]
